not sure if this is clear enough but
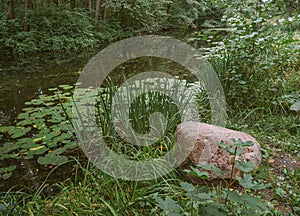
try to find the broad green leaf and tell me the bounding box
[180,182,195,192]
[184,167,210,179]
[237,174,269,190]
[154,196,183,215]
[236,174,254,189]
[236,161,256,173]
[197,161,223,176]
[200,202,226,216]
[224,190,241,203]
[240,193,268,210]
[218,141,235,154]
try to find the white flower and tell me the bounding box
[288,17,294,22]
[278,18,285,23]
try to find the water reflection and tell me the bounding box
[0,51,98,125]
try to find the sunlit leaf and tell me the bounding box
[290,101,300,111]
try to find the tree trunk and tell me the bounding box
[31,0,37,9]
[24,0,31,32]
[88,0,92,12]
[166,2,170,14]
[95,0,101,20]
[7,0,15,19]
[103,0,107,22]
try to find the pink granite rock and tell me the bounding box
[176,122,262,180]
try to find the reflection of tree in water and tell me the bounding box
[0,111,10,125]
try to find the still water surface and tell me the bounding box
[0,51,99,193]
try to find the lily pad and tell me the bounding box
[10,127,32,139]
[37,153,68,165]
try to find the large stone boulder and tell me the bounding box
[176,122,262,180]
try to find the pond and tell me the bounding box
[0,51,99,125]
[0,50,100,194]
[0,45,202,194]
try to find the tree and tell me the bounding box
[103,0,107,22]
[95,0,101,20]
[24,0,32,32]
[88,0,92,12]
[7,0,15,19]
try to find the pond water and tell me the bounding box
[0,51,98,125]
[0,50,99,193]
[0,43,200,194]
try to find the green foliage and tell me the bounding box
[0,1,299,215]
[154,139,272,215]
[153,194,183,216]
[0,85,76,178]
[0,0,226,54]
[107,0,223,33]
[0,159,180,215]
[0,8,101,54]
[0,77,194,179]
[205,0,300,112]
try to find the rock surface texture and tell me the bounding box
[176,122,262,180]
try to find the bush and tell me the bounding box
[207,1,300,113]
[0,8,100,54]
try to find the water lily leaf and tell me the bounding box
[45,102,55,106]
[33,137,44,143]
[0,165,16,180]
[44,131,60,140]
[24,147,48,159]
[0,153,19,160]
[20,140,39,149]
[31,99,45,105]
[29,145,45,151]
[0,126,15,133]
[17,119,33,126]
[59,84,73,90]
[37,154,68,165]
[24,101,32,105]
[0,142,20,153]
[22,107,35,111]
[48,118,62,123]
[10,127,32,138]
[64,141,77,149]
[17,112,29,119]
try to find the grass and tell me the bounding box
[1,159,184,215]
[1,83,299,215]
